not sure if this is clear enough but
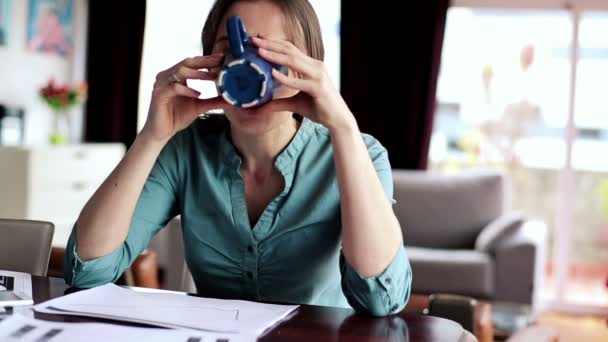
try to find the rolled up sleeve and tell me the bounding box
[340,246,412,316]
[63,217,161,288]
[64,227,124,288]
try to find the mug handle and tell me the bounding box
[227,16,248,58]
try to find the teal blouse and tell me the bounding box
[63,116,412,316]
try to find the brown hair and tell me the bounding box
[201,0,324,61]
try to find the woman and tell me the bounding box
[64,0,412,317]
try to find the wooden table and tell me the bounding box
[24,276,468,341]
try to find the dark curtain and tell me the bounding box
[341,1,449,170]
[84,1,146,148]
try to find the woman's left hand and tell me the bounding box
[251,36,354,130]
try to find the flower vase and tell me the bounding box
[50,108,70,145]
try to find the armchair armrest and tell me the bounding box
[491,220,548,305]
[491,220,547,255]
[475,212,526,253]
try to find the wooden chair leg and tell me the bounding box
[49,247,66,278]
[130,249,160,289]
[123,268,135,286]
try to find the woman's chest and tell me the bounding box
[242,169,284,228]
[179,172,342,267]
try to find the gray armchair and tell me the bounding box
[392,169,547,305]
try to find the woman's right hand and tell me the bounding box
[141,54,230,143]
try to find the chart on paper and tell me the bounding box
[34,283,298,335]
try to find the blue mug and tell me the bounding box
[216,16,288,108]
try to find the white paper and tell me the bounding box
[34,283,298,335]
[0,271,33,307]
[0,314,255,342]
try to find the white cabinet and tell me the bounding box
[0,144,125,247]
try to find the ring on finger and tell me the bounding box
[167,71,182,85]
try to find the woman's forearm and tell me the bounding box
[329,114,402,278]
[76,133,168,261]
[74,54,227,261]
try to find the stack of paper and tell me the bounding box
[0,314,255,342]
[0,271,33,307]
[34,283,298,336]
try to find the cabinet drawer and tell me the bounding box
[28,183,97,225]
[29,145,123,185]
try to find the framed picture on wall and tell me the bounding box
[27,0,73,56]
[0,0,10,46]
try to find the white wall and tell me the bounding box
[138,0,341,131]
[0,0,87,145]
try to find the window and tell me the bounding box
[431,1,608,311]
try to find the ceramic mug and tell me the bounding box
[216,16,288,108]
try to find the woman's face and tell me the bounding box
[211,1,300,135]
